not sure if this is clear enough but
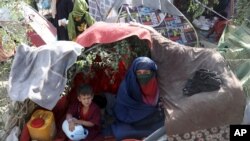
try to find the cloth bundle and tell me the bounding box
[183,69,222,96]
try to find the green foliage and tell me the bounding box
[84,36,150,72]
[233,0,250,25]
[0,60,12,80]
[0,0,31,78]
[183,0,250,25]
[0,0,25,20]
[175,0,218,19]
[67,36,150,87]
[0,1,38,137]
[187,0,219,19]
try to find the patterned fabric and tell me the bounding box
[213,20,228,41]
[88,0,115,21]
[168,125,229,141]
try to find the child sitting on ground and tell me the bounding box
[64,84,103,141]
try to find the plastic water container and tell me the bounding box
[62,120,88,140]
[27,109,56,141]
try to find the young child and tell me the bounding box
[66,84,103,141]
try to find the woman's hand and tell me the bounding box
[58,18,68,27]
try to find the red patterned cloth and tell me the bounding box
[71,60,127,94]
[76,22,152,48]
[168,125,229,141]
[214,20,228,41]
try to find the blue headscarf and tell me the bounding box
[114,57,158,123]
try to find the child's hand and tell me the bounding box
[69,121,75,131]
[72,118,82,125]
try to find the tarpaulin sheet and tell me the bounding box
[217,22,250,97]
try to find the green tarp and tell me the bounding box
[217,21,250,97]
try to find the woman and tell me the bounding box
[54,0,74,40]
[67,0,95,40]
[112,57,165,140]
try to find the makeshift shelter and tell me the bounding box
[88,0,199,46]
[4,21,246,141]
[2,0,247,141]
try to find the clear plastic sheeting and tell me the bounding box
[217,21,250,97]
[88,0,182,22]
[107,0,183,21]
[105,0,198,46]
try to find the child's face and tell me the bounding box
[78,94,93,107]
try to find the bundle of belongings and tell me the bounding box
[183,69,222,96]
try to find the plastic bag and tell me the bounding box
[37,0,51,10]
[6,126,20,141]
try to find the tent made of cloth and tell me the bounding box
[16,22,155,141]
[75,22,152,94]
[76,22,152,48]
[104,0,198,46]
[76,22,245,135]
[8,22,246,141]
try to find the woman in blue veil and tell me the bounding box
[112,57,165,140]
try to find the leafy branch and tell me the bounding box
[67,36,150,87]
[187,0,219,19]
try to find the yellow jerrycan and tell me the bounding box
[27,109,56,141]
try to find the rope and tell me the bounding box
[2,100,36,140]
